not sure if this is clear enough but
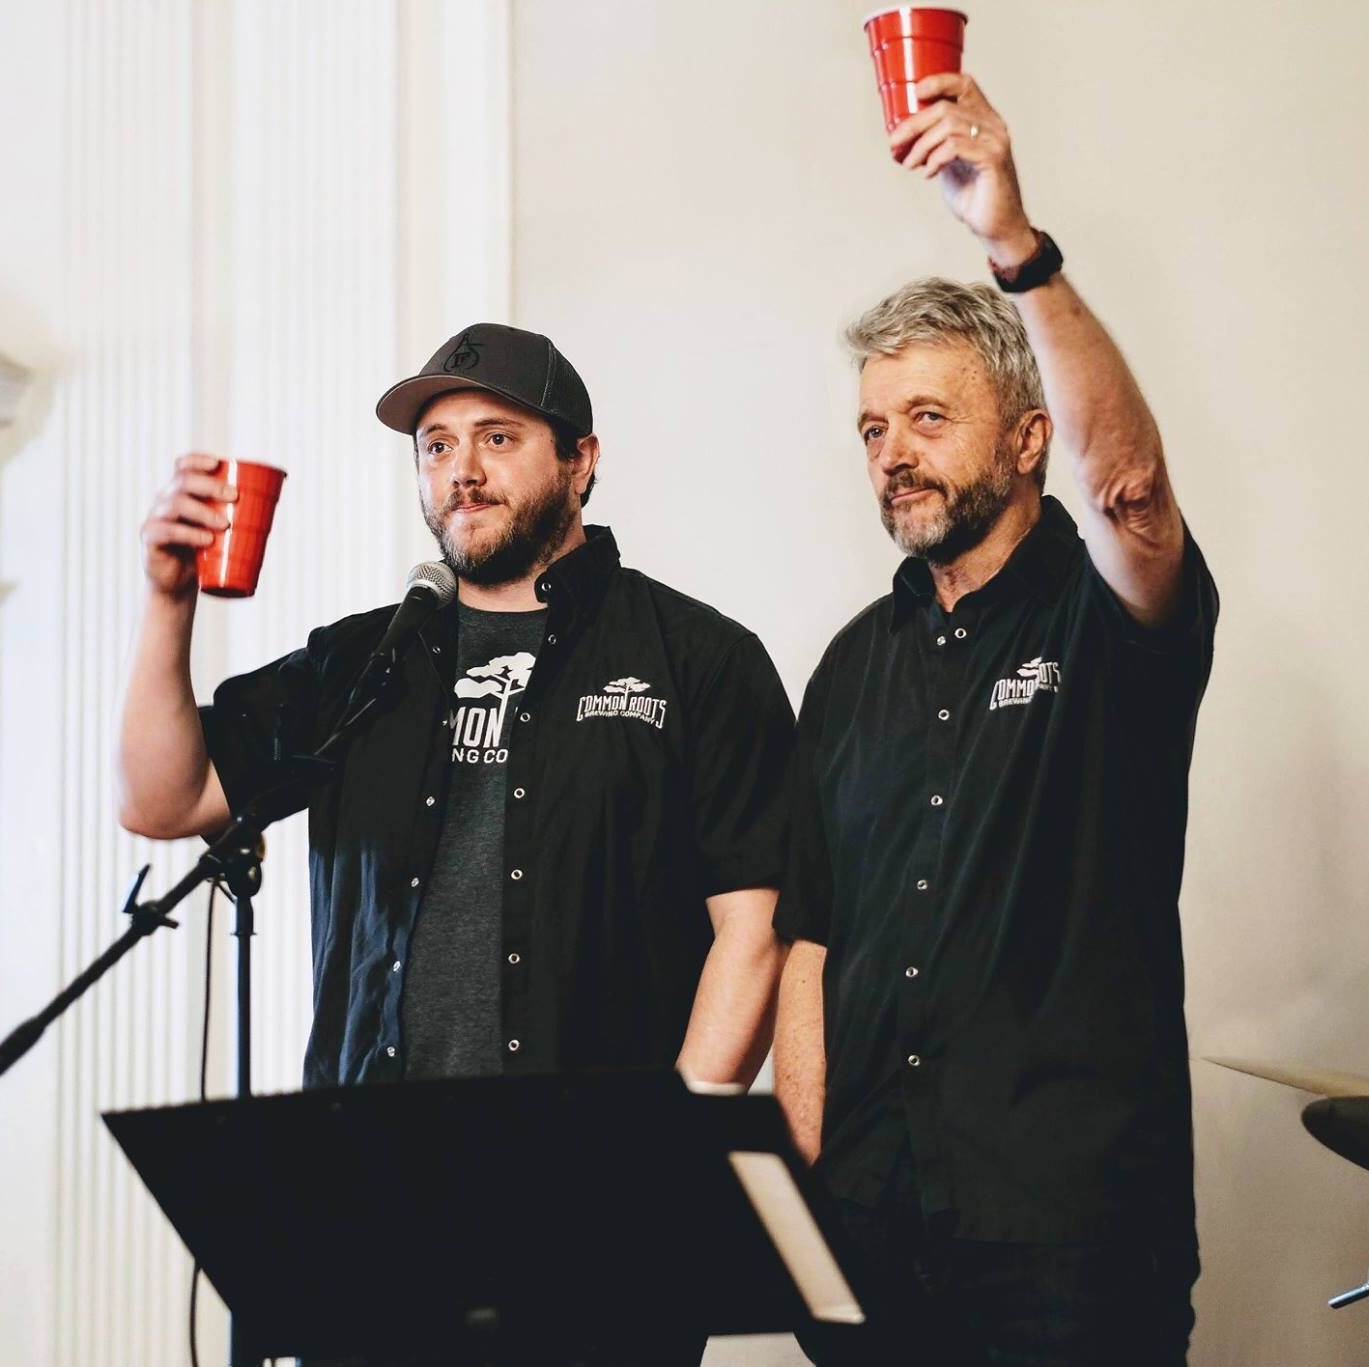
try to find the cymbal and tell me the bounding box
[1201,1057,1369,1098]
[1303,1097,1369,1173]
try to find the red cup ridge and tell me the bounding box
[863,7,968,135]
[196,458,287,599]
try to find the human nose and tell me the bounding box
[877,420,919,475]
[449,439,484,486]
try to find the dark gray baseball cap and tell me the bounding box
[375,323,593,438]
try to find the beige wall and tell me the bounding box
[512,1,1369,1362]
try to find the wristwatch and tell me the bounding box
[990,230,1064,294]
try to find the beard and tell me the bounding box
[424,463,579,586]
[880,437,1017,566]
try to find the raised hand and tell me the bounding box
[140,453,235,598]
[888,72,1038,268]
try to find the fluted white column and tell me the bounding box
[0,3,510,1363]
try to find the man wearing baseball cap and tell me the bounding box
[117,324,793,1362]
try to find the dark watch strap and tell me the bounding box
[990,230,1064,294]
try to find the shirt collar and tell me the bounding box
[890,495,1080,630]
[534,524,621,633]
[422,525,620,669]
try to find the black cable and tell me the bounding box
[190,881,218,1367]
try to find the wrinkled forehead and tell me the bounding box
[856,338,996,412]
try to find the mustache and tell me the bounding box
[881,470,946,509]
[441,490,505,515]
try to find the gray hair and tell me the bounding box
[845,278,1050,484]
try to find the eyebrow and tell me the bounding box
[416,414,530,441]
[856,394,948,432]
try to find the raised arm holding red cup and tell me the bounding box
[892,70,1187,624]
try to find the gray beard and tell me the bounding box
[881,446,1016,566]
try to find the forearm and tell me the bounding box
[116,588,221,837]
[1007,265,1167,514]
[773,939,826,1164]
[677,892,783,1089]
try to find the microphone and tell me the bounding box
[349,561,458,704]
[368,561,459,663]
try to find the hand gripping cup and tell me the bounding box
[196,458,287,598]
[863,8,968,141]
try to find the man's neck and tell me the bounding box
[928,492,1042,613]
[457,520,587,611]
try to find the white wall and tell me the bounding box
[510,1,1369,1363]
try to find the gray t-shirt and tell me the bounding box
[400,602,546,1079]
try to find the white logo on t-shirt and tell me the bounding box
[448,651,536,763]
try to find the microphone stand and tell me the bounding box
[0,663,406,1365]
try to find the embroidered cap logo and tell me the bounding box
[444,338,483,373]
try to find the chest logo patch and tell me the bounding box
[988,656,1061,712]
[576,676,669,730]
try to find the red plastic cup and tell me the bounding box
[196,458,287,598]
[863,7,968,143]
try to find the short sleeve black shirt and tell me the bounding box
[774,497,1218,1243]
[200,527,794,1088]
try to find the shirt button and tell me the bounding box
[937,709,950,721]
[954,627,968,639]
[392,960,402,973]
[905,965,919,978]
[907,1054,921,1068]
[510,868,524,881]
[410,876,420,888]
[936,635,946,646]
[513,787,526,800]
[507,952,521,965]
[916,879,929,891]
[930,795,944,807]
[386,1045,397,1058]
[431,645,441,654]
[425,795,436,807]
[507,1039,521,1053]
[519,711,531,723]
[547,633,558,645]
[538,579,551,594]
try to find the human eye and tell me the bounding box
[423,439,450,459]
[486,430,513,448]
[914,410,947,428]
[861,424,885,447]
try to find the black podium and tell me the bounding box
[103,1070,862,1363]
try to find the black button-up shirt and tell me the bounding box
[774,497,1218,1243]
[202,527,794,1088]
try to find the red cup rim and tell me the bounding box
[861,6,969,30]
[218,458,288,479]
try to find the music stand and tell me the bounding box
[103,1069,862,1363]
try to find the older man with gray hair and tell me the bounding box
[774,72,1217,1364]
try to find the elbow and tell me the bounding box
[1086,444,1171,532]
[117,797,169,841]
[1079,414,1165,518]
[115,776,179,841]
